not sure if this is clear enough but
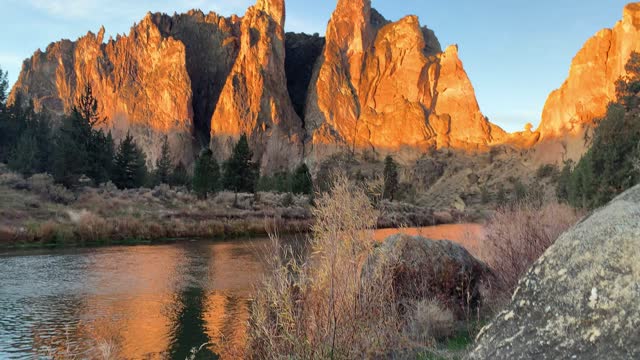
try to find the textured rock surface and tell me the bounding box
[150,10,241,146]
[305,0,505,164]
[537,3,640,140]
[468,185,640,360]
[363,234,491,317]
[9,16,197,165]
[284,32,325,120]
[210,0,304,171]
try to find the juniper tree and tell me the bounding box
[292,163,313,195]
[383,155,399,201]
[112,133,148,189]
[222,134,259,194]
[154,136,173,185]
[193,149,220,199]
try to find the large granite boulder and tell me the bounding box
[468,185,640,359]
[363,234,491,317]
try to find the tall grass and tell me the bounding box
[246,175,406,359]
[480,201,582,298]
[246,175,460,359]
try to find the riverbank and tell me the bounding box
[0,171,314,249]
[0,168,480,249]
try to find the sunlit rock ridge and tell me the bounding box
[537,2,640,140]
[305,0,507,165]
[9,0,506,170]
[12,0,640,170]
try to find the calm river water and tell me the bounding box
[0,224,483,359]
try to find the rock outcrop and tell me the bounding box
[305,0,505,164]
[8,0,528,172]
[9,17,197,165]
[468,185,640,360]
[209,0,304,171]
[537,3,640,140]
[150,11,241,147]
[363,234,491,317]
[284,32,325,120]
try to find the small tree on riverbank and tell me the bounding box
[112,133,148,189]
[154,136,173,185]
[223,134,259,194]
[383,155,399,201]
[193,149,220,199]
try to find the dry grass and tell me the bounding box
[245,174,464,359]
[404,299,455,344]
[0,170,313,247]
[480,201,582,298]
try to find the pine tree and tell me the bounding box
[556,160,574,202]
[193,149,220,199]
[8,132,39,176]
[154,136,173,185]
[291,163,313,195]
[222,134,259,193]
[52,111,90,187]
[52,84,112,186]
[0,66,8,109]
[170,162,191,188]
[383,155,399,201]
[86,130,114,185]
[112,133,148,189]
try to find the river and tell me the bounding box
[0,224,483,359]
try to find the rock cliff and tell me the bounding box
[210,0,305,171]
[537,3,640,140]
[9,16,197,165]
[9,0,525,172]
[305,0,505,164]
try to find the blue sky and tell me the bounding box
[0,0,631,132]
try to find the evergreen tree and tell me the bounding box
[52,111,90,187]
[86,130,115,185]
[222,134,259,193]
[170,162,191,188]
[154,136,173,185]
[8,132,39,176]
[291,163,313,195]
[112,133,148,189]
[383,155,399,201]
[193,149,220,199]
[52,84,112,186]
[0,66,8,109]
[556,160,574,202]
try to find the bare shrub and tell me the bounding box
[26,173,75,204]
[74,211,109,242]
[481,201,582,297]
[404,299,455,344]
[246,174,407,359]
[0,172,26,188]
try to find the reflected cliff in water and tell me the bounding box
[0,225,481,359]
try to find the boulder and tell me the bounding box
[468,185,640,360]
[363,234,491,317]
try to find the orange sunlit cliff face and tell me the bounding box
[8,0,640,170]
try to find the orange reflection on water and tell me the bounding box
[373,224,485,258]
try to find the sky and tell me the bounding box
[0,0,632,132]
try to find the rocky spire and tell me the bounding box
[210,0,304,171]
[304,0,501,164]
[256,0,285,27]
